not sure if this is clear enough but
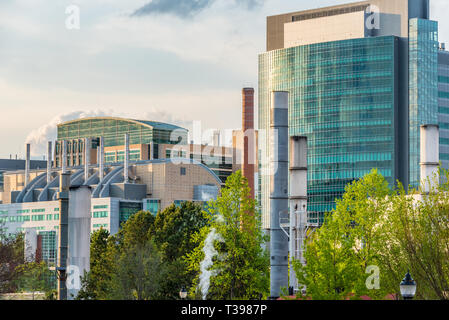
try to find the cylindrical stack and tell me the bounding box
[270,91,289,299]
[57,172,71,300]
[124,133,129,183]
[47,142,52,185]
[62,140,67,174]
[99,137,104,182]
[84,138,91,184]
[420,125,440,193]
[149,141,154,161]
[25,144,31,187]
[289,136,308,292]
[242,87,255,199]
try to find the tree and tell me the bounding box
[108,240,163,300]
[294,169,393,300]
[380,169,449,300]
[151,202,208,299]
[0,228,24,293]
[14,261,53,300]
[78,211,163,300]
[77,228,115,300]
[186,171,270,300]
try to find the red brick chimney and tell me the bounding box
[242,88,255,199]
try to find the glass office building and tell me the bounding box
[259,1,446,229]
[259,36,399,226]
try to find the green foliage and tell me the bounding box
[14,261,53,299]
[108,240,163,300]
[0,230,24,293]
[294,169,393,300]
[151,202,208,300]
[379,169,449,300]
[295,168,449,300]
[186,171,270,300]
[77,228,114,300]
[79,211,164,300]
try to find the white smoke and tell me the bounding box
[24,110,115,157]
[199,228,223,300]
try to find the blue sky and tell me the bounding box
[1,0,449,158]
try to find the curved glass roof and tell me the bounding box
[57,117,188,147]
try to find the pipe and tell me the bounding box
[25,143,31,187]
[420,125,440,193]
[269,91,289,299]
[62,140,67,174]
[289,136,308,292]
[150,141,154,161]
[84,138,91,184]
[57,172,71,300]
[124,133,129,183]
[99,137,104,182]
[47,141,52,185]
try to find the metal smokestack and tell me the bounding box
[289,136,308,292]
[420,124,440,193]
[99,137,104,182]
[62,140,68,174]
[57,172,71,300]
[269,91,289,299]
[124,133,129,183]
[25,143,31,187]
[84,138,91,184]
[149,141,154,161]
[47,141,52,185]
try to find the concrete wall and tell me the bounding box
[284,11,365,48]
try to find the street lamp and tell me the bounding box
[179,287,188,300]
[400,271,417,300]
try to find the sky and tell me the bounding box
[1,0,449,158]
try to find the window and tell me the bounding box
[180,167,186,176]
[93,224,108,229]
[93,205,108,210]
[144,199,160,216]
[32,215,45,222]
[93,211,108,218]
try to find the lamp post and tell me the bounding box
[400,271,417,300]
[179,287,188,300]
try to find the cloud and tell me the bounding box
[132,0,264,18]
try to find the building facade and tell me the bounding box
[259,0,445,228]
[54,117,237,184]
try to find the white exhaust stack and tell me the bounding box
[84,138,91,184]
[25,143,31,187]
[289,136,308,292]
[62,140,68,174]
[67,186,92,300]
[269,91,289,299]
[99,137,104,182]
[420,124,440,193]
[47,141,52,184]
[124,133,129,183]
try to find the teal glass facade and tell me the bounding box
[259,36,398,226]
[409,19,439,188]
[439,51,449,170]
[57,118,188,150]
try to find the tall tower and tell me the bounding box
[242,88,255,199]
